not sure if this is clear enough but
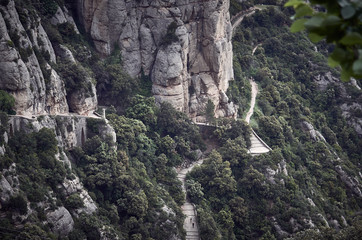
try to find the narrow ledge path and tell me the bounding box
[231,7,261,34]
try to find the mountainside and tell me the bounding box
[0,0,236,119]
[75,0,235,119]
[0,0,361,240]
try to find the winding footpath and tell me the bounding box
[244,45,261,125]
[245,79,258,124]
[177,9,270,239]
[231,7,261,33]
[245,78,271,155]
[245,44,272,155]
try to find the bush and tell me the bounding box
[163,22,178,45]
[86,118,105,135]
[55,62,90,93]
[65,194,84,210]
[36,0,58,17]
[42,22,63,44]
[7,195,28,215]
[0,90,15,114]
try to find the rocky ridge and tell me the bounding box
[76,0,236,119]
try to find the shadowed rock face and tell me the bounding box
[77,0,235,118]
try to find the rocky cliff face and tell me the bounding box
[76,0,235,119]
[0,1,97,116]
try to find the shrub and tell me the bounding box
[36,0,58,17]
[65,194,84,210]
[86,118,105,135]
[55,62,90,93]
[7,195,28,215]
[0,90,15,114]
[42,22,63,44]
[162,22,178,45]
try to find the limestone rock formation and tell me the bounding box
[46,207,74,235]
[50,6,80,34]
[62,176,97,215]
[0,1,97,116]
[0,1,67,115]
[340,103,362,135]
[301,121,326,142]
[0,163,19,204]
[76,0,235,118]
[335,165,362,197]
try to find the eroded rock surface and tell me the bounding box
[63,176,97,215]
[77,0,235,118]
[0,1,68,115]
[0,1,96,116]
[46,207,74,235]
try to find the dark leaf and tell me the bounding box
[340,32,362,45]
[341,5,356,19]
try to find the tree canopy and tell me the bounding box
[285,0,362,81]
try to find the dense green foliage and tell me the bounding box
[0,128,66,239]
[67,96,207,239]
[183,5,362,239]
[0,90,15,114]
[0,97,206,239]
[1,0,361,239]
[285,0,362,81]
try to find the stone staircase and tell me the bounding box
[177,160,203,240]
[249,130,271,156]
[182,203,200,240]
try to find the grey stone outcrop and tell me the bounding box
[0,1,96,116]
[46,207,74,235]
[77,0,235,118]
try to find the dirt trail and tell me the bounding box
[231,7,261,33]
[245,79,258,123]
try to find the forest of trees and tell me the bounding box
[0,0,361,239]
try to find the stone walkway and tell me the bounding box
[249,130,272,156]
[177,159,203,240]
[245,80,272,155]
